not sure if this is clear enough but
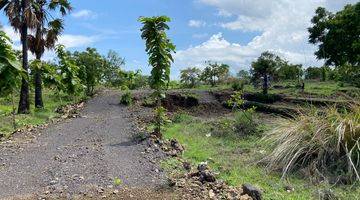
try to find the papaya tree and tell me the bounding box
[28,0,71,108]
[139,16,175,137]
[0,0,38,114]
[0,31,24,129]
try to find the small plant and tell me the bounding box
[172,112,193,123]
[120,90,133,105]
[264,105,360,183]
[234,107,259,136]
[153,106,171,137]
[226,91,245,110]
[114,177,122,186]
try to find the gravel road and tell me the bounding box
[0,90,167,199]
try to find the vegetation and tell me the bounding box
[120,89,133,106]
[180,67,201,88]
[200,62,230,87]
[139,15,175,137]
[264,105,360,183]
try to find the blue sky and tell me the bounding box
[1,0,357,79]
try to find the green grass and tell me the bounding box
[0,89,85,137]
[163,113,360,200]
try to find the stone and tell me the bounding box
[199,171,216,183]
[197,162,208,172]
[183,161,191,171]
[242,184,262,200]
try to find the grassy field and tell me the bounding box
[162,113,360,200]
[195,81,360,99]
[0,90,84,137]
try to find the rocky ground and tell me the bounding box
[0,90,169,199]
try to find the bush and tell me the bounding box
[232,80,245,91]
[264,105,360,183]
[172,112,193,123]
[234,108,259,136]
[120,90,133,105]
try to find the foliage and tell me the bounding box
[234,108,259,137]
[276,63,303,81]
[231,80,245,91]
[139,15,175,137]
[55,45,83,96]
[308,3,360,67]
[73,48,105,96]
[200,62,230,87]
[154,106,171,137]
[0,31,23,97]
[237,70,251,83]
[264,105,360,183]
[180,67,201,88]
[226,91,245,110]
[139,16,175,92]
[103,50,125,87]
[251,51,282,94]
[120,89,133,106]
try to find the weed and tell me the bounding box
[120,90,133,105]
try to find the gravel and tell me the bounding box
[0,90,166,199]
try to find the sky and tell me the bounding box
[0,0,358,79]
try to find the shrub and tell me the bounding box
[264,105,360,183]
[232,80,245,91]
[120,90,133,105]
[234,108,259,136]
[172,112,193,124]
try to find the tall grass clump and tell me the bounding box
[264,105,360,183]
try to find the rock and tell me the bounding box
[209,189,216,199]
[199,170,216,183]
[284,185,294,192]
[113,189,119,194]
[197,162,208,172]
[242,184,262,200]
[170,139,184,152]
[183,161,191,171]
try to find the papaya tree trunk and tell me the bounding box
[11,90,16,130]
[18,0,30,114]
[34,55,44,109]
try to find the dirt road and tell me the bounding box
[0,90,167,199]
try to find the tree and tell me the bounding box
[139,16,175,137]
[103,50,125,86]
[1,0,38,113]
[73,48,105,96]
[277,63,303,81]
[180,67,201,88]
[200,62,230,87]
[251,51,280,95]
[237,70,250,80]
[308,3,360,67]
[27,0,71,108]
[55,45,82,97]
[0,31,23,129]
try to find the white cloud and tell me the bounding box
[188,20,207,28]
[173,0,357,78]
[71,9,97,19]
[192,33,209,39]
[58,34,97,48]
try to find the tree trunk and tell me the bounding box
[34,54,44,109]
[11,90,16,130]
[18,0,30,114]
[263,74,268,95]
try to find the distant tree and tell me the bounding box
[277,63,303,81]
[237,69,251,84]
[180,67,201,88]
[200,62,230,87]
[139,16,175,137]
[28,0,71,108]
[308,3,360,67]
[103,50,125,86]
[251,51,280,95]
[73,48,105,96]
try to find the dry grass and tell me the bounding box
[264,104,360,183]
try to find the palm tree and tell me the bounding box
[0,0,37,113]
[28,0,71,108]
[0,0,38,114]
